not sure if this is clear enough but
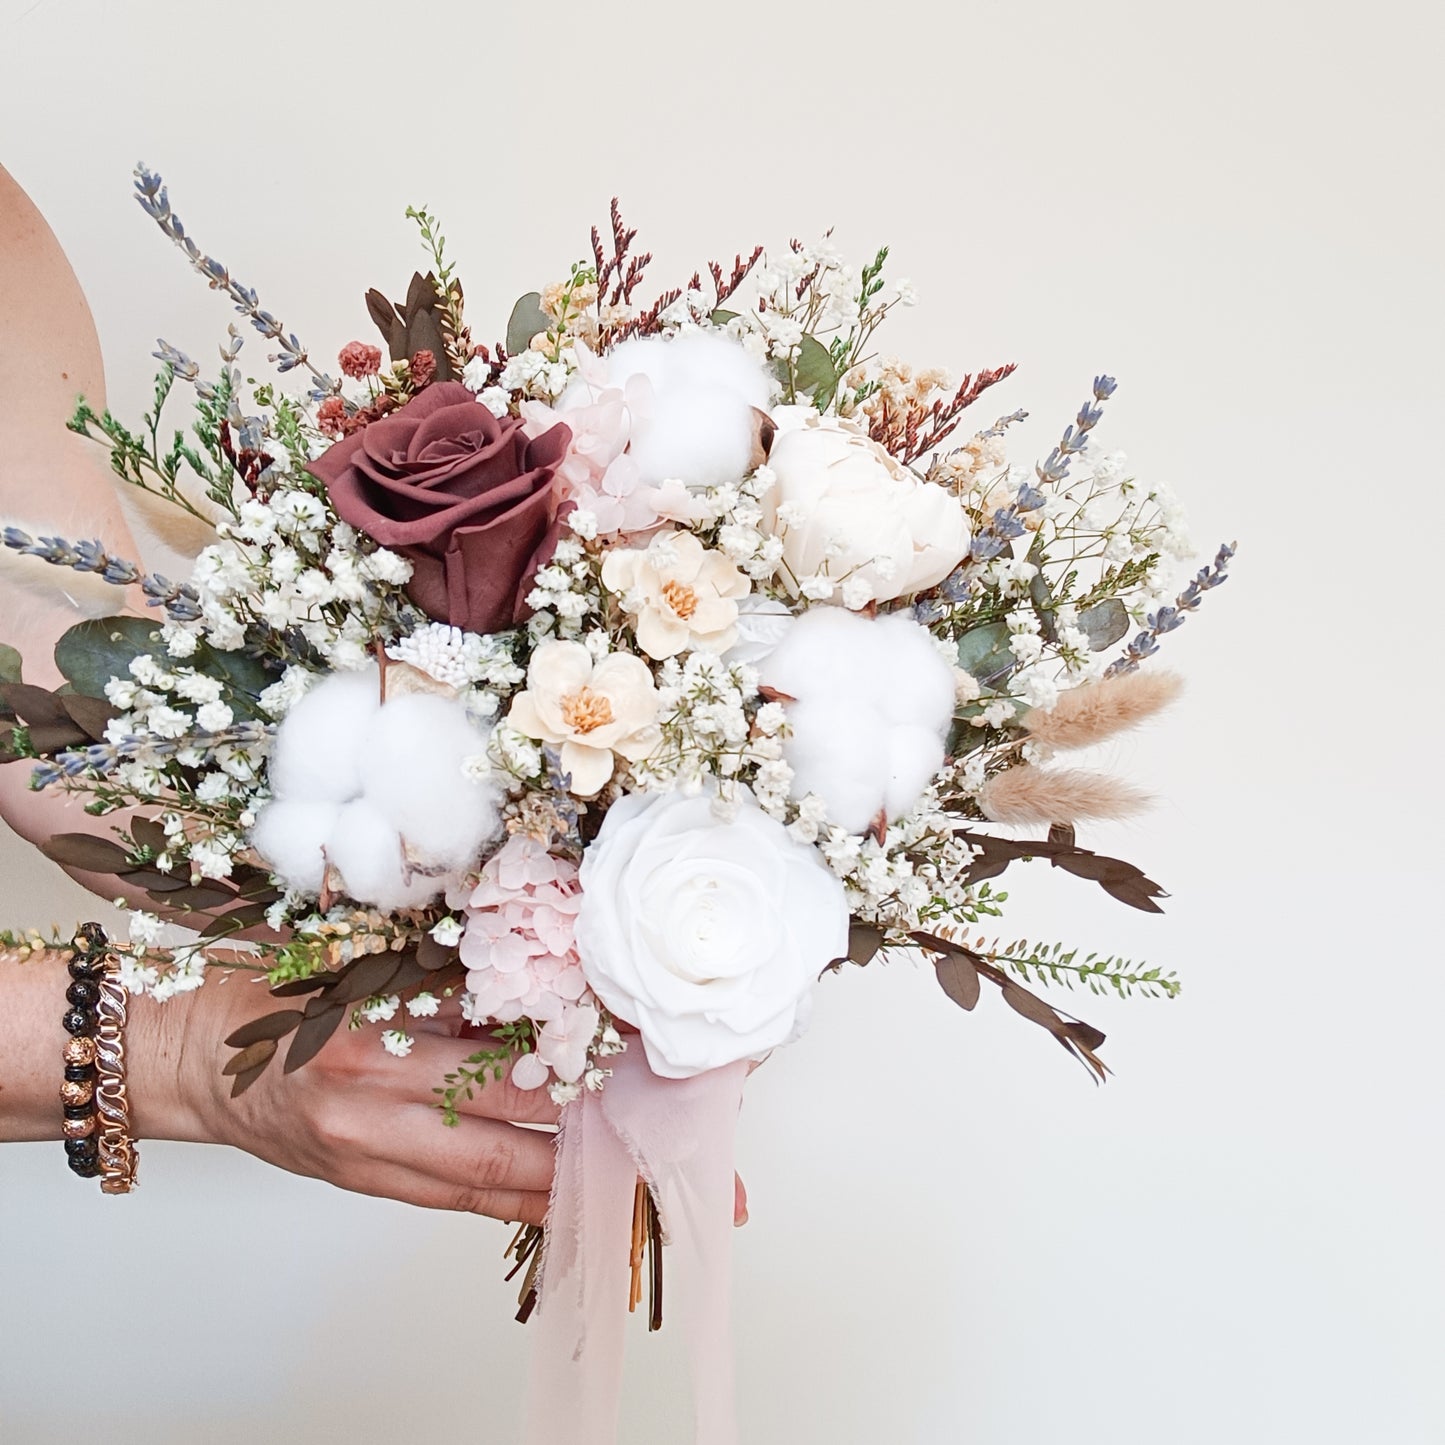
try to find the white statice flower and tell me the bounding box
[117,955,160,996]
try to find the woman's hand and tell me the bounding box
[133,970,560,1226]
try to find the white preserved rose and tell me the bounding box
[763,413,970,606]
[575,788,849,1079]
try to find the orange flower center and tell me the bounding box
[660,579,699,620]
[560,686,615,735]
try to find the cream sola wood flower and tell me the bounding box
[505,640,662,797]
[601,530,750,659]
[248,660,504,911]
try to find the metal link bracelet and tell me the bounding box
[90,929,140,1194]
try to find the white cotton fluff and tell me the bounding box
[563,333,774,490]
[759,609,957,834]
[324,800,441,914]
[359,693,501,869]
[246,799,341,895]
[248,665,504,910]
[265,666,381,802]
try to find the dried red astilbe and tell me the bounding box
[338,341,382,379]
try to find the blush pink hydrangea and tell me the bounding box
[458,834,599,1090]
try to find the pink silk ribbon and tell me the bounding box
[525,1048,749,1444]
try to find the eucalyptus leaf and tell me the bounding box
[1028,573,1059,643]
[0,644,21,686]
[1077,598,1130,651]
[955,621,1015,688]
[790,334,839,410]
[506,292,550,355]
[192,642,275,719]
[709,309,738,326]
[54,617,163,700]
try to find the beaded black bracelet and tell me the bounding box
[59,923,109,1180]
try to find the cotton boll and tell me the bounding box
[571,333,774,489]
[782,698,889,835]
[761,608,958,833]
[626,383,760,490]
[267,665,380,803]
[326,800,440,912]
[247,799,340,894]
[663,333,774,409]
[360,694,502,869]
[869,614,957,735]
[883,724,947,821]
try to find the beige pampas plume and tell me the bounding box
[1022,670,1184,751]
[113,484,224,579]
[978,765,1152,825]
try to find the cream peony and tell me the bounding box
[763,413,970,606]
[506,641,662,797]
[601,530,750,659]
[575,789,850,1079]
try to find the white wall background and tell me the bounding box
[1,1,1441,1441]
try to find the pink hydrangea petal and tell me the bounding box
[511,1052,549,1092]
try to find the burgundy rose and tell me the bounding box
[307,382,571,635]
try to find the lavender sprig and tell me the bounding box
[1036,375,1117,489]
[2,528,202,622]
[132,165,340,396]
[1105,542,1236,676]
[31,720,274,788]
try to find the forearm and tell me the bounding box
[0,944,207,1144]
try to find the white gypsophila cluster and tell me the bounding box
[497,347,575,401]
[99,657,263,869]
[248,664,505,911]
[631,650,767,796]
[177,494,412,671]
[758,609,957,836]
[524,536,602,640]
[812,789,979,932]
[387,622,524,694]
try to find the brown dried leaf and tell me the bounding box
[25,720,90,753]
[0,682,69,728]
[935,951,982,1011]
[417,933,459,972]
[284,1004,345,1073]
[197,901,271,938]
[151,883,238,911]
[60,694,119,741]
[229,1059,274,1098]
[1000,981,1064,1031]
[41,832,134,874]
[326,952,404,1005]
[846,924,886,968]
[125,868,191,893]
[130,816,168,853]
[221,1037,278,1077]
[268,974,335,998]
[225,1010,305,1050]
